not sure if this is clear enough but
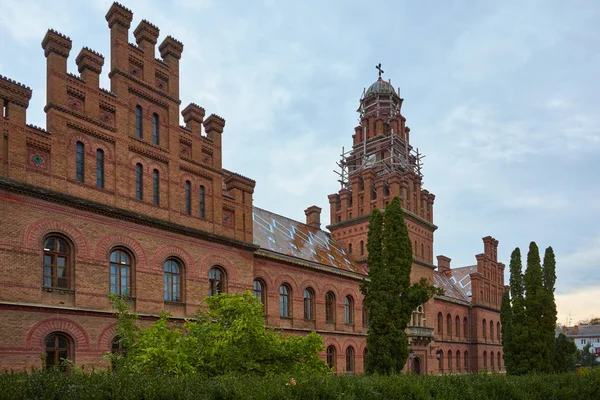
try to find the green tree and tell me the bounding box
[541,247,557,369]
[507,247,529,375]
[523,242,547,372]
[109,292,330,376]
[554,333,578,372]
[361,197,440,375]
[500,291,513,373]
[579,343,599,367]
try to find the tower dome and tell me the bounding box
[365,77,396,96]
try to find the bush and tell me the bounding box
[1,370,599,400]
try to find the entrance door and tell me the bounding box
[411,357,422,375]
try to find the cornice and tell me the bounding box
[44,103,117,132]
[326,207,437,231]
[109,69,181,105]
[0,177,258,252]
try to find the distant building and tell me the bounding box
[557,325,600,360]
[0,2,505,374]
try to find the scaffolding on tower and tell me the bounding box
[334,87,424,190]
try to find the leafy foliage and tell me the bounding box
[108,292,329,376]
[361,197,440,375]
[554,333,578,373]
[579,344,600,367]
[2,370,600,400]
[500,291,513,373]
[503,244,562,375]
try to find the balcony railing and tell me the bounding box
[407,326,434,339]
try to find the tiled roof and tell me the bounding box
[252,207,367,275]
[449,265,476,298]
[557,325,600,337]
[433,271,470,303]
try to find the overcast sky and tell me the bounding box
[1,0,598,325]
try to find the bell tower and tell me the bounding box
[327,65,437,277]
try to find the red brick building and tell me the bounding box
[0,2,504,374]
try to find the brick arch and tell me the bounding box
[323,337,341,353]
[152,245,195,274]
[129,155,147,171]
[147,161,167,176]
[179,173,196,186]
[92,141,114,161]
[97,323,118,351]
[95,233,148,267]
[272,274,299,295]
[67,134,92,150]
[340,287,360,301]
[298,279,321,297]
[253,270,274,288]
[26,317,90,350]
[340,338,359,352]
[24,218,89,257]
[321,284,341,300]
[199,254,238,283]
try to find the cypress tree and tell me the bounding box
[508,247,529,375]
[361,197,438,375]
[542,247,557,370]
[524,242,546,372]
[500,291,513,373]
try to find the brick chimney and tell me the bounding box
[304,205,322,230]
[574,325,579,335]
[437,255,452,277]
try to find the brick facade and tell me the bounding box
[0,2,503,375]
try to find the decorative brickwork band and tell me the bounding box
[159,36,184,60]
[76,47,105,74]
[41,29,72,58]
[105,2,133,29]
[133,19,160,46]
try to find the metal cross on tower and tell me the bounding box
[376,63,384,77]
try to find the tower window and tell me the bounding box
[2,99,8,118]
[153,169,160,205]
[135,105,143,138]
[135,163,143,200]
[96,149,104,189]
[199,185,205,218]
[185,180,191,215]
[75,141,85,183]
[152,113,159,145]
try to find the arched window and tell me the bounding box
[96,149,104,189]
[344,295,354,325]
[303,288,314,320]
[421,243,424,258]
[497,352,501,370]
[482,319,487,340]
[497,322,501,341]
[490,320,494,342]
[345,346,355,374]
[279,284,291,318]
[163,259,182,302]
[135,163,143,200]
[199,185,205,218]
[253,279,265,306]
[325,291,335,323]
[456,350,461,372]
[152,169,160,205]
[483,351,487,369]
[491,351,495,371]
[464,350,469,372]
[360,241,364,256]
[348,243,352,254]
[43,236,71,289]
[110,249,132,296]
[45,333,72,370]
[76,141,85,182]
[135,105,143,138]
[455,316,460,338]
[362,299,368,328]
[208,267,226,296]
[152,113,159,145]
[447,350,453,372]
[463,317,468,339]
[111,336,125,356]
[326,345,336,371]
[437,350,443,373]
[446,314,452,337]
[437,312,443,335]
[185,180,191,215]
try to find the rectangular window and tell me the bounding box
[76,142,85,183]
[2,99,8,118]
[136,164,143,200]
[199,186,205,218]
[185,181,191,215]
